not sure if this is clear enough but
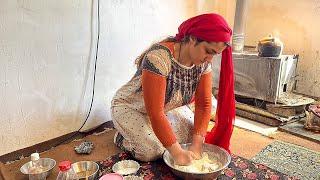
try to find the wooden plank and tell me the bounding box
[266,103,305,117]
[236,109,282,126]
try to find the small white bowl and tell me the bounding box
[112,160,140,176]
[124,175,143,180]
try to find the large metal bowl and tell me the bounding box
[20,158,56,180]
[72,161,99,180]
[163,143,231,180]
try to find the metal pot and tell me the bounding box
[20,158,56,180]
[257,35,283,57]
[72,161,99,180]
[163,143,231,180]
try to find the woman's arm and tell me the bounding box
[142,70,195,165]
[194,72,212,137]
[141,70,176,147]
[189,72,212,157]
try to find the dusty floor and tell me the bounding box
[0,124,319,180]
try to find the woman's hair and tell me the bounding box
[134,35,228,68]
[134,36,176,68]
[134,35,200,68]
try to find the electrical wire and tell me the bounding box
[54,0,100,147]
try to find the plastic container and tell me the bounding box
[56,161,78,180]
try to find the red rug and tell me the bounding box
[97,152,299,180]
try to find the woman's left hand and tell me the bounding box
[188,134,204,159]
[189,144,202,159]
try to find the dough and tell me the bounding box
[174,152,219,173]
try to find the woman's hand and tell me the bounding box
[189,144,202,159]
[167,142,195,165]
[188,134,204,159]
[172,149,196,165]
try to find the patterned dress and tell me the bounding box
[111,43,211,161]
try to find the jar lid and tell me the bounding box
[30,153,40,161]
[58,161,71,171]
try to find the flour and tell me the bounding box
[116,167,138,175]
[174,152,220,173]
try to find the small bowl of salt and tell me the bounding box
[112,160,140,176]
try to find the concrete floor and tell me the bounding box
[231,126,320,159]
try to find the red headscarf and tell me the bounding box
[175,13,235,153]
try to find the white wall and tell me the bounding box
[0,0,196,156]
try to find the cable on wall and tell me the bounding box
[54,0,100,147]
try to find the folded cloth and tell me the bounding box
[305,105,320,131]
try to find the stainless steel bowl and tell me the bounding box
[163,143,231,180]
[72,161,99,180]
[20,158,56,180]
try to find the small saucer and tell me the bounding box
[124,175,143,180]
[112,160,140,176]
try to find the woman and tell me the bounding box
[111,13,235,166]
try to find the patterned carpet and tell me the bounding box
[97,151,298,180]
[251,141,320,180]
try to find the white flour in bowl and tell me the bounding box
[174,152,220,173]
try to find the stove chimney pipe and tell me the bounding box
[232,0,249,53]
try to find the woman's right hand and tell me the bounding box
[172,149,195,165]
[167,142,195,166]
